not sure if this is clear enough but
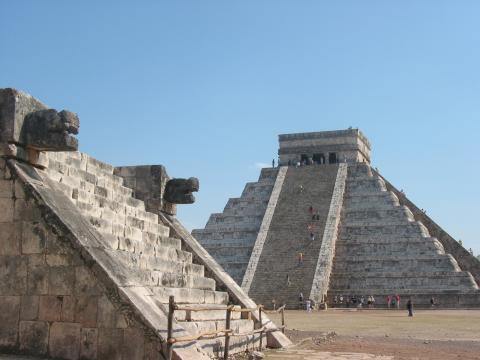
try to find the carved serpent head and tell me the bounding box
[164,177,199,204]
[22,109,79,151]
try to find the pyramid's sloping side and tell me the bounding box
[328,163,480,307]
[193,168,279,284]
[0,159,211,359]
[376,169,480,287]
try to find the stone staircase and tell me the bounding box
[327,163,479,304]
[193,168,278,284]
[44,151,259,357]
[247,165,339,308]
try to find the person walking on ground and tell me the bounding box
[306,299,312,312]
[299,292,304,308]
[407,298,413,317]
[430,297,435,307]
[371,295,375,308]
[396,294,401,309]
[387,295,391,309]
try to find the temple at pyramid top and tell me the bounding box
[278,128,371,165]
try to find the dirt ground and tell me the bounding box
[260,309,480,359]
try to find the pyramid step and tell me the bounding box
[174,304,242,321]
[151,287,229,305]
[105,249,199,274]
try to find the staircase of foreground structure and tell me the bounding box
[247,165,339,308]
[32,150,288,358]
[327,163,480,307]
[193,168,278,284]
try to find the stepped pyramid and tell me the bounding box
[193,129,480,308]
[0,89,289,360]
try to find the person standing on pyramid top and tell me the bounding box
[272,159,275,168]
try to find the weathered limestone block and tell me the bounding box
[97,328,123,360]
[49,322,82,360]
[19,320,49,355]
[0,296,20,349]
[20,295,40,321]
[80,327,98,359]
[0,255,28,295]
[75,296,99,327]
[0,197,14,222]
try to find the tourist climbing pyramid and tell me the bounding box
[193,129,480,308]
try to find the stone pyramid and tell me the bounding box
[193,129,480,308]
[0,89,289,360]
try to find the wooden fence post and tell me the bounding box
[167,296,175,360]
[259,305,263,351]
[223,306,232,360]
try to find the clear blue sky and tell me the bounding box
[1,1,479,255]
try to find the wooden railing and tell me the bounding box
[166,296,286,360]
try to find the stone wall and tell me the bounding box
[0,159,163,360]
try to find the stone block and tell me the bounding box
[14,179,26,199]
[20,295,39,320]
[0,88,47,143]
[14,199,41,221]
[80,327,98,359]
[97,295,116,328]
[122,328,145,360]
[0,221,21,255]
[0,198,14,222]
[0,296,20,349]
[0,255,27,295]
[38,295,62,321]
[26,256,49,295]
[98,328,123,360]
[75,296,98,327]
[19,320,49,355]
[61,295,76,322]
[144,337,162,360]
[74,266,103,296]
[21,221,47,254]
[0,179,12,198]
[48,266,75,295]
[49,322,81,360]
